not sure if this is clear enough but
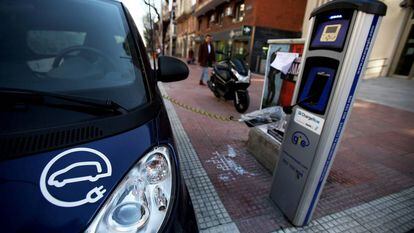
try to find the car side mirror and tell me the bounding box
[157,56,189,82]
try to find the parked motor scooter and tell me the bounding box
[207,51,251,113]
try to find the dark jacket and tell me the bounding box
[198,42,216,67]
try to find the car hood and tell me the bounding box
[0,119,165,233]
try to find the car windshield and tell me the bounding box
[0,0,147,111]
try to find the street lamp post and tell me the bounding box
[169,2,175,56]
[160,1,163,55]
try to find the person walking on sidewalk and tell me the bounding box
[198,34,215,85]
[187,48,195,64]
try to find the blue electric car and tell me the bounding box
[0,0,198,232]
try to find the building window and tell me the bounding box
[198,17,202,31]
[207,12,216,28]
[217,7,224,25]
[235,1,245,22]
[225,6,233,17]
[209,13,216,23]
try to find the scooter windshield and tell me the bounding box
[231,59,249,76]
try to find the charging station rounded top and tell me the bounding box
[310,0,387,18]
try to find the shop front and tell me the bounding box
[208,26,302,74]
[210,26,251,62]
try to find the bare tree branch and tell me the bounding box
[143,0,160,22]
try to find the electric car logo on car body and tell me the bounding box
[40,147,112,208]
[292,131,310,148]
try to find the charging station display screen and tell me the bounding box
[310,20,349,50]
[297,57,339,115]
[309,10,353,51]
[320,24,342,42]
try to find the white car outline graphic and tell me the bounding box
[47,161,111,188]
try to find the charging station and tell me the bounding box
[269,0,387,226]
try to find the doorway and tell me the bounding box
[392,10,414,78]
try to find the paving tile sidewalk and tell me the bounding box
[275,186,414,233]
[357,77,414,113]
[161,64,414,232]
[159,84,240,233]
[161,81,414,233]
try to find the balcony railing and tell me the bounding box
[194,0,227,17]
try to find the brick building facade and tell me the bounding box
[172,0,413,77]
[188,0,307,73]
[175,0,197,58]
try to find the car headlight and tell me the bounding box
[85,146,174,233]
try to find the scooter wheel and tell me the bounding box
[234,92,250,113]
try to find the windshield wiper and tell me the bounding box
[0,88,128,115]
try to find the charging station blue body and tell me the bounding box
[270,0,387,226]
